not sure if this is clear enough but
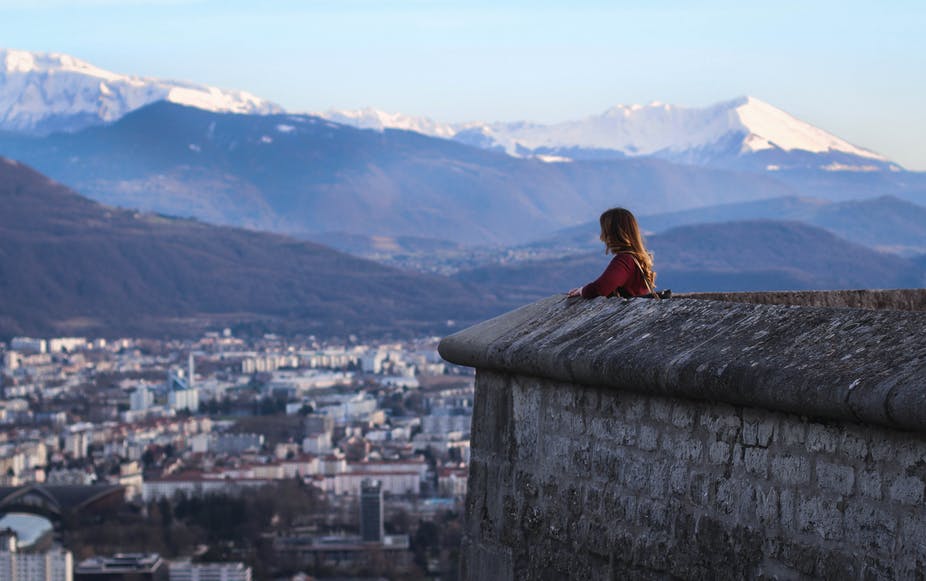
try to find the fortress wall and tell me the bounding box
[439,291,926,580]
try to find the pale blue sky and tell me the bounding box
[1,0,924,169]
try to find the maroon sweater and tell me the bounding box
[580,253,650,298]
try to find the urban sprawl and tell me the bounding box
[0,331,472,579]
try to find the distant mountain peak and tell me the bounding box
[0,48,283,134]
[319,95,893,170]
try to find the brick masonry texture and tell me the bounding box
[441,290,926,580]
[463,371,926,580]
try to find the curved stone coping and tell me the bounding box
[439,295,926,433]
[678,288,926,312]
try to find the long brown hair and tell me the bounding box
[599,207,656,288]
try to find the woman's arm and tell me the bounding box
[578,255,633,298]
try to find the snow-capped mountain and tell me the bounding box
[0,48,283,134]
[319,107,458,139]
[319,97,897,172]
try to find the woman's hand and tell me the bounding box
[567,287,583,298]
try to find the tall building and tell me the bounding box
[359,479,384,542]
[130,387,154,411]
[0,530,73,581]
[3,351,20,372]
[167,368,199,412]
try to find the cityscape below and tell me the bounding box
[0,330,470,579]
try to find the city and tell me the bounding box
[0,331,473,579]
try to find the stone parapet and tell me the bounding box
[439,290,926,580]
[440,292,926,434]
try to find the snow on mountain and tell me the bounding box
[319,97,892,169]
[317,107,458,139]
[0,48,283,134]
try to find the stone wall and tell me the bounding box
[439,290,926,580]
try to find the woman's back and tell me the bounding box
[580,252,650,299]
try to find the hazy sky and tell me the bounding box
[1,0,924,169]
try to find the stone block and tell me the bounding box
[742,410,776,447]
[893,441,926,473]
[637,498,669,529]
[816,461,855,496]
[889,475,925,505]
[619,455,649,493]
[698,404,742,442]
[589,416,636,446]
[777,417,808,446]
[771,454,810,486]
[671,404,695,429]
[778,488,796,530]
[647,460,670,498]
[687,472,712,507]
[753,485,780,528]
[806,424,840,454]
[857,470,882,500]
[708,440,731,464]
[843,503,898,554]
[669,462,688,496]
[622,396,647,422]
[838,427,870,461]
[638,425,658,451]
[649,399,673,423]
[602,486,637,523]
[797,495,844,540]
[744,447,769,477]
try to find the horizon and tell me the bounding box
[0,0,923,170]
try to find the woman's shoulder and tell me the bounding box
[610,252,636,266]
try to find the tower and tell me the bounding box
[359,479,383,542]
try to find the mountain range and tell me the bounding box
[0,50,923,247]
[0,157,502,339]
[534,195,926,257]
[0,48,281,134]
[1,157,922,338]
[0,101,814,246]
[457,221,926,302]
[0,48,922,337]
[320,97,898,173]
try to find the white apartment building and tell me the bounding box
[302,432,332,455]
[48,337,87,353]
[169,388,199,412]
[319,471,421,496]
[63,429,90,459]
[130,386,154,411]
[360,350,387,373]
[9,338,46,354]
[241,354,299,374]
[169,561,252,581]
[3,351,20,372]
[0,532,73,581]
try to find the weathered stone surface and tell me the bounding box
[677,289,926,311]
[449,290,926,580]
[439,292,926,433]
[462,372,926,579]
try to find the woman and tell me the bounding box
[567,207,657,299]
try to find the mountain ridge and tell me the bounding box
[319,96,897,172]
[455,220,925,302]
[0,101,809,246]
[0,48,282,134]
[0,156,504,338]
